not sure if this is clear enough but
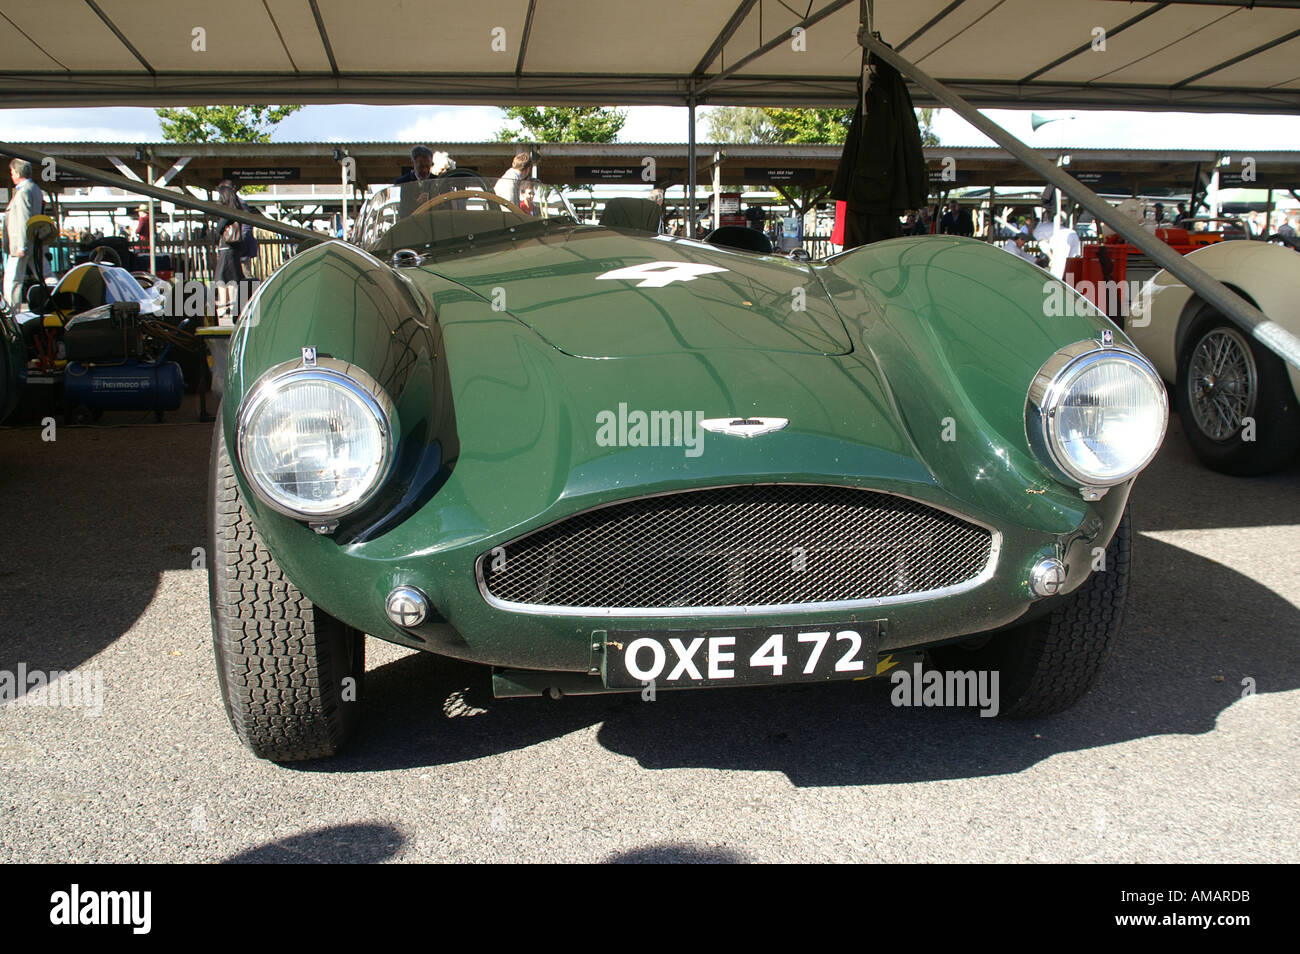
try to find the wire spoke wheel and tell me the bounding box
[1187,326,1256,442]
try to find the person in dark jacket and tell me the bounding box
[939,199,974,236]
[829,48,929,249]
[395,145,435,184]
[213,179,251,323]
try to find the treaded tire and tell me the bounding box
[1174,306,1300,476]
[929,507,1131,718]
[208,421,364,761]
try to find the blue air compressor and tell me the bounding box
[60,301,186,421]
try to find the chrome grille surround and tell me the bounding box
[476,484,1000,617]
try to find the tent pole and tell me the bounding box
[340,162,348,239]
[687,86,697,239]
[855,30,1300,372]
[0,142,323,245]
[147,160,156,275]
[712,150,722,233]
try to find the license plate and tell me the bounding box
[603,622,883,689]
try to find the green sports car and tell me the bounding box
[209,177,1168,761]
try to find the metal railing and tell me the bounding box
[107,230,304,283]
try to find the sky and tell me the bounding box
[2,104,1300,151]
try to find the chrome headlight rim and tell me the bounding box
[1026,339,1168,491]
[235,355,397,521]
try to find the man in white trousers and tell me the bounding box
[3,158,44,311]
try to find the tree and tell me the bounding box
[916,108,940,147]
[764,107,854,144]
[496,106,627,143]
[703,105,939,147]
[155,105,304,144]
[705,107,780,144]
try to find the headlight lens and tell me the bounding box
[1028,342,1168,488]
[237,358,395,519]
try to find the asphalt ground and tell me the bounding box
[1,397,1297,863]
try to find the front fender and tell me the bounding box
[222,240,449,541]
[826,235,1127,535]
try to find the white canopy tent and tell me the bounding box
[0,0,1297,113]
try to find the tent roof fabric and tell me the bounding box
[1,0,1297,112]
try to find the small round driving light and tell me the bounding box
[1029,557,1067,597]
[386,586,428,628]
[1027,341,1168,491]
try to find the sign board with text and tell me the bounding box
[743,167,816,183]
[575,165,646,183]
[222,167,301,183]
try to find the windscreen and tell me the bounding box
[353,176,575,252]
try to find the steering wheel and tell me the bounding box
[1265,232,1300,252]
[412,189,523,216]
[90,245,123,267]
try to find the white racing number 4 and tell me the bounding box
[596,261,728,288]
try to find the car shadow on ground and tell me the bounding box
[0,410,210,690]
[602,843,751,863]
[1136,415,1300,532]
[295,531,1297,786]
[221,823,404,863]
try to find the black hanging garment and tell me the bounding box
[829,48,929,249]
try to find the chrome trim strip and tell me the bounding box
[473,483,1002,619]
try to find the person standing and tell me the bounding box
[494,152,532,205]
[134,204,152,248]
[3,158,43,310]
[939,200,960,235]
[956,203,974,237]
[395,145,435,184]
[213,180,251,323]
[939,200,974,237]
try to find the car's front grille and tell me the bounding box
[477,484,995,614]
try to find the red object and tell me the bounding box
[1067,225,1231,320]
[1064,244,1131,319]
[709,192,746,228]
[831,200,846,245]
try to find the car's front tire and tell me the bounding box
[208,421,365,761]
[929,507,1131,717]
[1174,307,1300,475]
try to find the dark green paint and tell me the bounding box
[221,229,1133,674]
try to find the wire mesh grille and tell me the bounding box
[479,485,994,610]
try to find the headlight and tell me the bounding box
[1027,340,1168,494]
[237,354,396,521]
